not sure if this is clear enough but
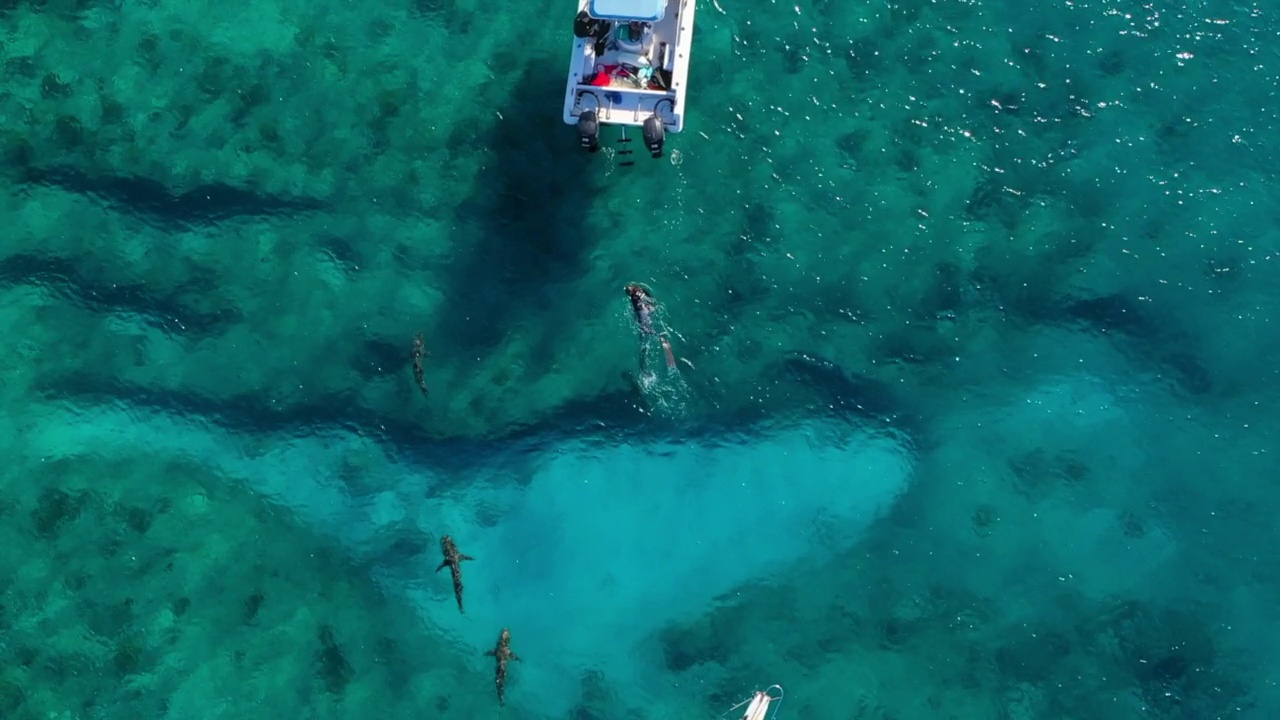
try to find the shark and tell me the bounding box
[484,627,520,706]
[434,535,473,613]
[410,332,429,398]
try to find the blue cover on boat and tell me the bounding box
[590,0,665,22]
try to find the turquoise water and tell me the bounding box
[1,0,1277,716]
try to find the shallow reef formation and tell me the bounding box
[1,0,1278,715]
[657,530,1252,720]
[1,0,1269,446]
[0,451,500,720]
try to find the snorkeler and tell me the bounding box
[625,283,677,376]
[625,283,657,336]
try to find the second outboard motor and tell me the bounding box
[578,110,601,153]
[642,115,665,159]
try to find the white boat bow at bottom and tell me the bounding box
[725,685,784,720]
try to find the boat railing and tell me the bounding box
[574,83,673,97]
[723,685,784,720]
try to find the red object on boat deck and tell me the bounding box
[591,65,619,86]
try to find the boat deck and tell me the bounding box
[562,0,695,132]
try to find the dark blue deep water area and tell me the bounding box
[1,0,1277,717]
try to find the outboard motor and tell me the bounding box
[577,110,601,153]
[642,115,665,159]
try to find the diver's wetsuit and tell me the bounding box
[627,284,677,377]
[627,285,657,335]
[625,284,658,375]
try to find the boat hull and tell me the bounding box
[562,0,696,133]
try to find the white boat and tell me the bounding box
[725,685,784,720]
[562,0,698,163]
